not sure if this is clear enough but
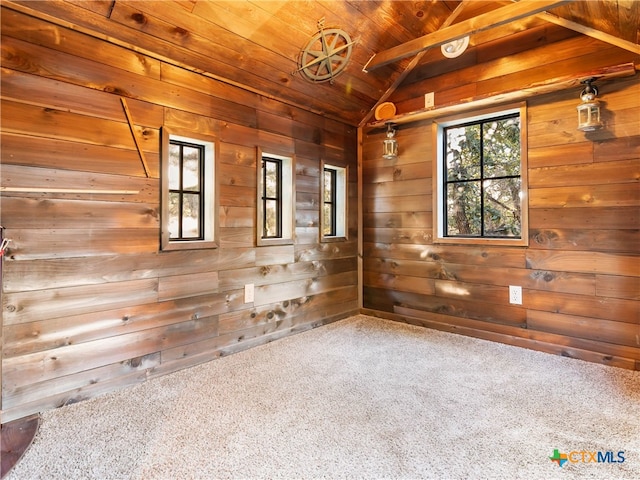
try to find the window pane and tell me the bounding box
[446,125,480,181]
[265,161,278,198]
[264,199,278,237]
[168,192,180,239]
[168,144,180,190]
[323,204,333,236]
[446,182,481,236]
[324,170,333,202]
[483,178,521,237]
[183,146,201,191]
[182,193,200,238]
[484,117,520,178]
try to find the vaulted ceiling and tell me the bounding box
[10,0,640,126]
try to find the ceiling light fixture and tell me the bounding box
[382,122,398,160]
[441,36,469,58]
[577,78,603,132]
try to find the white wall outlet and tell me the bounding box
[509,285,522,305]
[424,92,435,108]
[244,283,254,303]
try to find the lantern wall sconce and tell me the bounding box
[382,122,398,160]
[577,78,603,132]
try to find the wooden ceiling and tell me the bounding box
[10,0,640,126]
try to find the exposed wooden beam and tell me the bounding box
[537,11,640,54]
[359,1,469,128]
[366,62,636,129]
[363,0,572,71]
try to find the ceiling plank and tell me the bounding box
[363,0,572,71]
[536,11,640,54]
[359,1,469,127]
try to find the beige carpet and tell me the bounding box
[6,315,640,479]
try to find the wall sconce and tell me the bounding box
[382,122,398,160]
[577,78,603,132]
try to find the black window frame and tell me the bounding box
[323,167,338,237]
[442,112,522,239]
[261,156,283,239]
[168,139,206,241]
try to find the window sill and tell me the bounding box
[321,236,348,243]
[434,236,528,247]
[257,238,294,247]
[161,240,219,251]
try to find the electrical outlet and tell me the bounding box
[424,92,434,108]
[244,283,254,303]
[509,285,522,305]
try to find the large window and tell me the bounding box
[257,149,294,246]
[433,103,528,246]
[161,128,217,251]
[321,163,347,241]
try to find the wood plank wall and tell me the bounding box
[0,6,358,423]
[361,32,640,370]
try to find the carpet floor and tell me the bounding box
[5,315,640,479]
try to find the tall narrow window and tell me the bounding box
[434,103,528,246]
[321,163,347,241]
[262,157,282,238]
[169,140,204,240]
[257,150,294,246]
[161,128,217,251]
[323,167,337,236]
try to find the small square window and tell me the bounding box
[321,163,348,241]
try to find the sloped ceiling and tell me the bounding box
[9,0,640,126]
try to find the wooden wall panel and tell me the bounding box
[0,7,358,423]
[363,45,640,370]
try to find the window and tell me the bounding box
[257,149,294,246]
[161,127,217,251]
[321,163,348,241]
[433,103,528,246]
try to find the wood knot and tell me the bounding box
[103,85,129,96]
[173,26,189,37]
[131,12,147,24]
[127,357,142,368]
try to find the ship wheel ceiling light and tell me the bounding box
[294,18,355,84]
